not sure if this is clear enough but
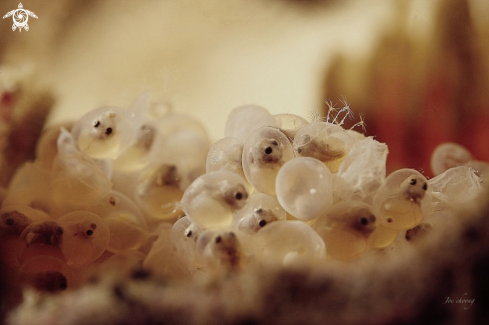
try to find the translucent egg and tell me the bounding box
[430,142,474,176]
[373,169,431,230]
[293,122,354,173]
[18,255,70,293]
[273,113,309,140]
[206,137,246,180]
[0,205,45,236]
[57,211,110,266]
[4,162,56,217]
[135,162,184,221]
[235,193,286,232]
[87,191,148,253]
[0,205,45,266]
[112,122,157,172]
[18,219,65,263]
[51,150,113,210]
[180,170,250,228]
[224,105,278,142]
[155,130,209,188]
[70,106,135,159]
[35,123,74,170]
[154,113,209,142]
[196,229,244,272]
[255,220,325,267]
[313,201,376,260]
[242,127,294,194]
[143,228,197,278]
[275,157,333,221]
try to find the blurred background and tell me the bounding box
[1,0,488,176]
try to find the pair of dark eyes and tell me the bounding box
[264,140,279,155]
[215,232,236,243]
[409,178,428,190]
[86,223,97,236]
[93,121,113,135]
[253,209,267,227]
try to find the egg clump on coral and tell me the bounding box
[0,94,487,323]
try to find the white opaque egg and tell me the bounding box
[71,106,135,159]
[180,170,250,229]
[275,157,333,221]
[242,126,294,195]
[334,137,388,202]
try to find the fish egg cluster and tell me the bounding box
[0,96,485,301]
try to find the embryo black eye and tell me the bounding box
[409,179,417,185]
[93,121,100,127]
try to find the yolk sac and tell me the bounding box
[242,126,294,195]
[57,211,110,266]
[275,157,334,221]
[373,169,431,230]
[71,106,135,160]
[180,170,250,229]
[313,201,376,260]
[293,122,354,173]
[235,193,286,232]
